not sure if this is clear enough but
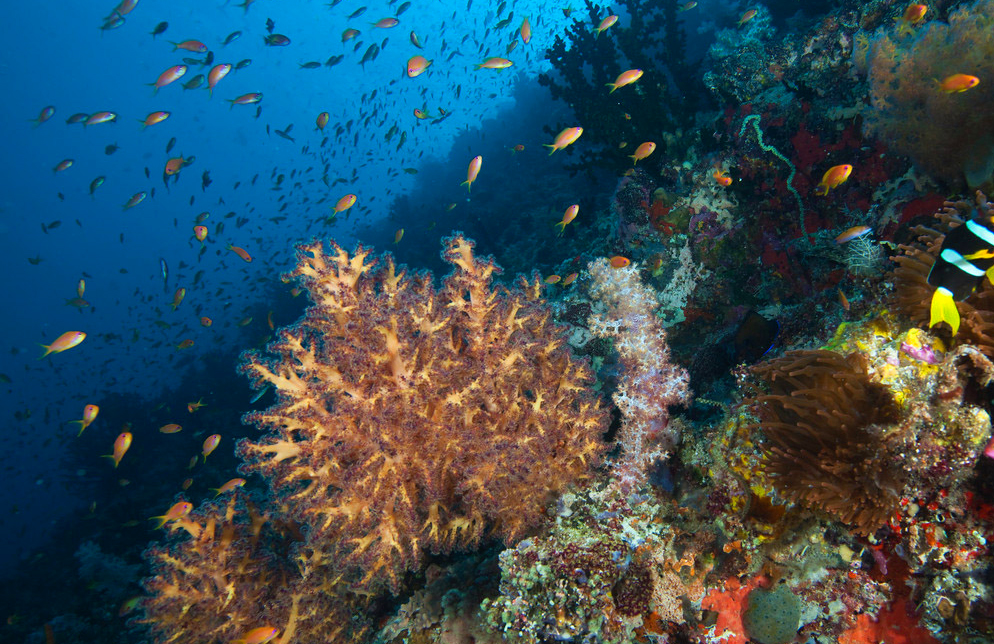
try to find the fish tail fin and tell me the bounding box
[101,454,119,468]
[460,179,471,193]
[814,184,827,197]
[929,287,960,335]
[554,221,566,235]
[544,145,556,155]
[150,516,168,529]
[37,344,52,360]
[69,419,84,436]
[606,83,617,93]
[629,155,637,164]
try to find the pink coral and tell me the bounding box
[587,258,691,490]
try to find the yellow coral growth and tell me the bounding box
[238,234,608,593]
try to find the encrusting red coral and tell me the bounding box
[237,234,609,593]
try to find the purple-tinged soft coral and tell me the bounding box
[901,341,940,365]
[587,257,691,491]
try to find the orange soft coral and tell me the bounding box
[863,0,994,187]
[237,234,609,593]
[140,494,363,644]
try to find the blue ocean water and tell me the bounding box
[0,0,639,572]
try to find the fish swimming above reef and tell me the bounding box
[927,210,994,335]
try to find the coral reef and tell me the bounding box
[587,257,691,490]
[237,235,608,593]
[891,191,994,355]
[863,0,994,188]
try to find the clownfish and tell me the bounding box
[927,210,994,335]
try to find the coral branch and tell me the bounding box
[587,258,690,490]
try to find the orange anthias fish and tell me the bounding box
[171,287,186,310]
[140,111,170,129]
[814,164,852,196]
[738,9,758,26]
[629,141,656,165]
[159,423,182,434]
[207,64,232,96]
[72,404,100,436]
[333,193,357,215]
[201,434,221,462]
[233,626,280,644]
[545,127,583,155]
[520,16,531,44]
[105,431,132,468]
[194,225,208,243]
[84,111,117,126]
[150,501,193,529]
[902,3,928,26]
[39,331,86,358]
[122,192,147,210]
[227,244,253,262]
[475,57,513,70]
[556,204,579,234]
[561,272,579,286]
[31,105,55,127]
[200,316,213,327]
[187,398,206,413]
[212,477,246,496]
[407,55,432,77]
[165,156,187,176]
[607,69,643,93]
[545,274,562,284]
[149,65,187,93]
[394,228,405,244]
[228,92,263,108]
[176,339,195,350]
[316,111,329,130]
[373,17,399,28]
[610,256,631,268]
[342,28,360,42]
[170,40,208,53]
[713,168,732,186]
[462,155,482,192]
[938,74,980,93]
[834,225,872,244]
[595,14,618,35]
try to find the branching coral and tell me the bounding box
[237,235,608,593]
[890,192,994,355]
[587,258,691,490]
[140,494,362,644]
[864,0,994,187]
[745,350,905,534]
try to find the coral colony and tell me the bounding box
[21,1,994,644]
[134,2,994,642]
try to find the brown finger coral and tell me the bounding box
[237,234,609,593]
[745,350,904,534]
